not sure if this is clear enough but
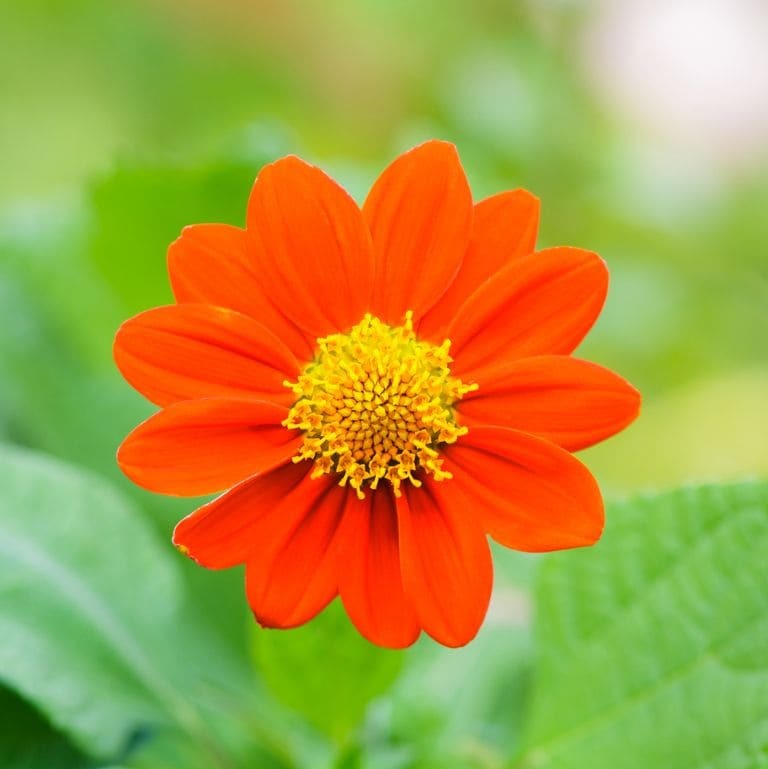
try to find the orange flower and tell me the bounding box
[114,141,640,648]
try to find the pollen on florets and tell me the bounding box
[282,311,478,500]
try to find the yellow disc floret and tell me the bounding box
[283,311,478,499]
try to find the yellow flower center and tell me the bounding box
[283,311,477,499]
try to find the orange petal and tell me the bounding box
[397,478,492,647]
[448,247,608,378]
[117,398,299,496]
[246,156,375,339]
[246,479,347,629]
[363,140,473,324]
[114,304,298,407]
[168,223,315,361]
[419,189,540,341]
[458,356,641,451]
[338,488,421,649]
[442,426,604,552]
[172,461,313,569]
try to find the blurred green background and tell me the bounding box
[1,1,767,768]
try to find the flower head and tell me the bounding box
[114,140,640,648]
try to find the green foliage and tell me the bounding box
[370,626,533,769]
[251,600,404,744]
[516,482,768,769]
[2,1,767,767]
[364,549,536,768]
[0,444,306,768]
[0,443,184,757]
[89,162,266,317]
[6,442,765,769]
[0,685,91,769]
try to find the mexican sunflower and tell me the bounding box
[114,140,640,648]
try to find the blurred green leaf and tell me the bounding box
[0,200,121,370]
[365,622,532,769]
[88,161,266,317]
[0,204,151,484]
[358,548,535,769]
[0,443,191,758]
[251,600,403,744]
[0,684,91,769]
[0,443,298,769]
[516,481,768,769]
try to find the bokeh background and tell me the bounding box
[1,1,766,768]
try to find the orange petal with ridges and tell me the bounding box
[117,398,299,496]
[172,461,313,569]
[448,247,608,377]
[419,189,540,341]
[246,156,375,339]
[246,479,347,629]
[168,223,315,361]
[338,489,421,649]
[114,304,298,407]
[458,355,641,451]
[363,140,473,324]
[397,478,492,647]
[442,426,604,552]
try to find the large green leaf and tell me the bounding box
[516,481,768,769]
[0,443,277,765]
[251,600,403,745]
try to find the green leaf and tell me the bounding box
[88,161,266,317]
[0,443,255,763]
[0,684,91,769]
[373,627,533,769]
[366,550,536,769]
[251,600,404,744]
[516,482,768,769]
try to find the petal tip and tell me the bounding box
[412,137,459,154]
[258,153,320,181]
